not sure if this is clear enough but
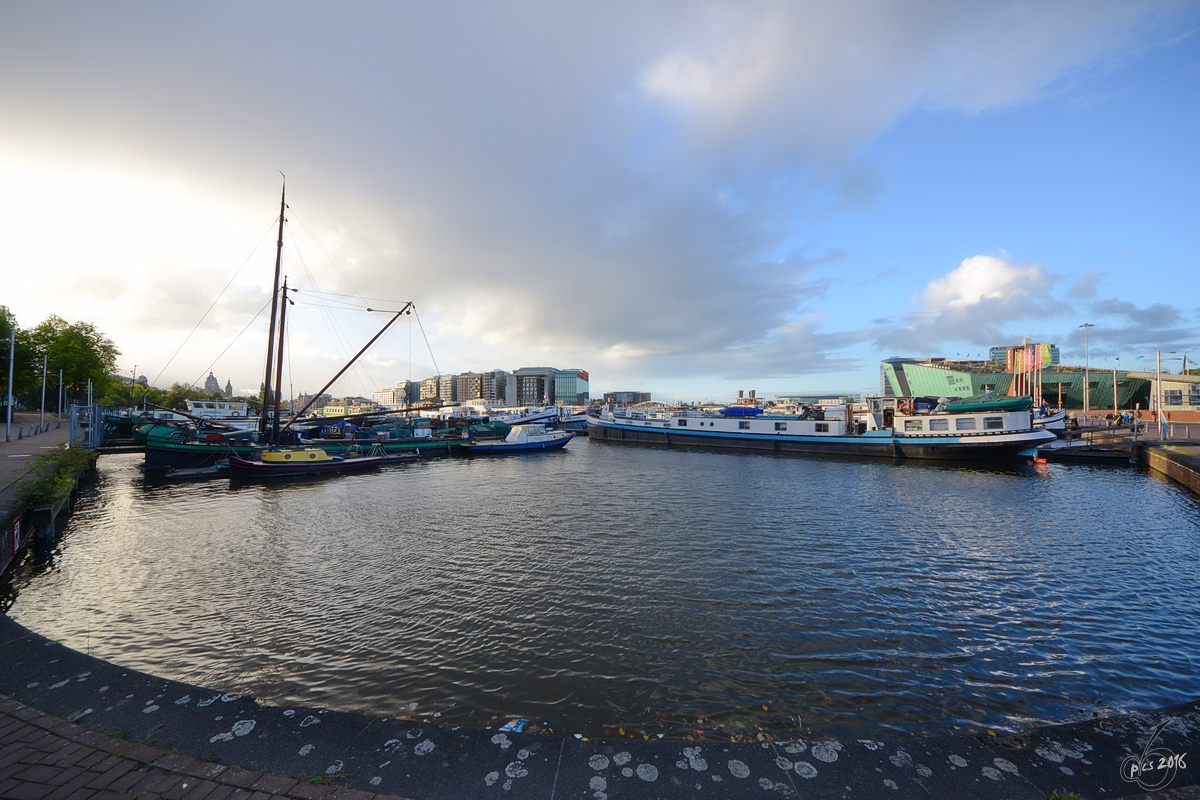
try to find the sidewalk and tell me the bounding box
[0,696,414,800]
[0,412,74,494]
[2,615,1198,800]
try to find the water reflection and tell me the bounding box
[7,445,1200,740]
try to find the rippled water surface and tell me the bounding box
[7,443,1200,740]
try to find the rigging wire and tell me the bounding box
[190,295,274,390]
[283,226,378,396]
[413,307,440,376]
[150,218,277,388]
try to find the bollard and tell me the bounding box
[17,426,22,440]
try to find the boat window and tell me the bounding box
[984,416,1004,430]
[929,419,949,431]
[774,422,787,431]
[956,418,976,431]
[815,423,829,432]
[678,419,687,426]
[904,420,923,431]
[738,421,750,430]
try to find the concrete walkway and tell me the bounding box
[0,697,414,800]
[0,412,74,491]
[0,412,76,535]
[2,616,1198,800]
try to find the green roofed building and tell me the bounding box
[880,358,1150,410]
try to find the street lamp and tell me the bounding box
[1079,323,1094,417]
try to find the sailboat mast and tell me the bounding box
[259,179,286,437]
[271,277,290,444]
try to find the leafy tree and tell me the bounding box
[28,316,120,404]
[0,307,38,403]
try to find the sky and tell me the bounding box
[2,1,1198,403]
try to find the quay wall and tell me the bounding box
[1139,443,1200,496]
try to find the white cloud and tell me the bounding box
[0,1,1193,397]
[883,253,1063,350]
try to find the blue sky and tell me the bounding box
[1,2,1197,402]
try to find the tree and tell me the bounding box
[1,306,39,407]
[24,315,120,405]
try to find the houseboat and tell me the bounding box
[587,395,1055,461]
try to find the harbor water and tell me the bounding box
[5,443,1200,741]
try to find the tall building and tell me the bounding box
[456,372,484,402]
[224,380,233,398]
[554,369,589,405]
[371,383,417,408]
[420,377,441,401]
[204,372,221,394]
[605,391,651,405]
[514,367,557,405]
[438,374,458,403]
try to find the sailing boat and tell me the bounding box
[143,183,465,472]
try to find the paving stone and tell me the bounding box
[180,760,227,781]
[217,766,264,788]
[248,773,297,794]
[16,763,68,783]
[122,744,165,763]
[85,758,137,789]
[5,778,55,799]
[327,788,376,800]
[179,778,222,800]
[287,783,338,800]
[46,766,88,787]
[153,752,197,772]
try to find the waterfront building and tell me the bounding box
[514,367,557,405]
[296,392,332,412]
[880,357,1150,410]
[320,398,380,417]
[373,380,421,409]
[456,372,484,403]
[554,369,590,405]
[419,377,440,401]
[1129,371,1200,418]
[438,374,458,403]
[605,391,651,406]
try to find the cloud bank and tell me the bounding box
[0,1,1193,395]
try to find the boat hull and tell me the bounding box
[586,418,1054,461]
[461,434,574,455]
[144,435,463,470]
[228,454,382,478]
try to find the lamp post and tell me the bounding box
[39,355,46,433]
[1079,323,1094,419]
[5,330,13,442]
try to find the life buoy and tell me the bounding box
[897,401,911,414]
[231,411,241,416]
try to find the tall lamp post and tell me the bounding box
[1079,323,1094,418]
[39,355,47,433]
[5,330,13,443]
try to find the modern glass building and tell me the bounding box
[554,369,589,405]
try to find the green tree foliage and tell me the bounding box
[1,307,121,407]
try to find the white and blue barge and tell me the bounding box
[586,400,1055,461]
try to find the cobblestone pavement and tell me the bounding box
[0,697,414,800]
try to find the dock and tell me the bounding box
[1140,443,1200,496]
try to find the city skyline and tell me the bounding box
[3,2,1198,403]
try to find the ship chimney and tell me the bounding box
[737,390,744,399]
[749,390,756,399]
